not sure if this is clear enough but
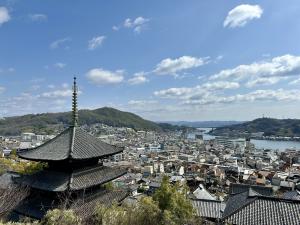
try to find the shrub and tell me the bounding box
[0,221,38,225]
[0,158,46,175]
[40,209,81,225]
[94,197,160,225]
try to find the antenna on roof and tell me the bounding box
[72,76,79,126]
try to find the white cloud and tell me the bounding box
[154,81,239,99]
[88,36,106,50]
[54,62,66,69]
[7,67,15,72]
[210,55,300,80]
[62,83,69,88]
[202,81,240,90]
[154,87,195,99]
[289,78,300,85]
[29,14,47,22]
[112,25,119,31]
[48,84,55,89]
[0,90,72,116]
[0,7,10,26]
[216,55,224,61]
[128,72,149,85]
[154,56,208,75]
[246,77,284,87]
[128,100,157,106]
[41,89,73,98]
[183,89,300,106]
[86,68,124,85]
[0,86,5,94]
[40,84,81,98]
[0,67,15,73]
[224,4,263,28]
[30,78,45,83]
[30,85,40,91]
[50,37,71,49]
[123,16,150,33]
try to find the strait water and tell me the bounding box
[192,128,300,151]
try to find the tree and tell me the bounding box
[94,197,160,225]
[153,176,197,225]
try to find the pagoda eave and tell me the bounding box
[14,189,129,220]
[18,126,124,162]
[14,166,127,192]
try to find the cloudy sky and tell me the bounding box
[1,0,300,121]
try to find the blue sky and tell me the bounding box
[1,0,300,121]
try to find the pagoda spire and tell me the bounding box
[72,76,79,126]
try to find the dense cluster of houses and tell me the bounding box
[1,124,300,224]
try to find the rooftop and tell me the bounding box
[18,126,123,161]
[14,165,127,192]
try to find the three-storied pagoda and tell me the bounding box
[14,77,127,220]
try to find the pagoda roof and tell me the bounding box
[14,165,127,192]
[14,189,128,220]
[18,126,123,161]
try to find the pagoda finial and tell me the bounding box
[72,76,79,126]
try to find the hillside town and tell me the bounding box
[1,120,300,224]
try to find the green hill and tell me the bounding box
[0,107,177,136]
[210,118,300,137]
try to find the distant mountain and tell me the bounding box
[0,107,180,136]
[210,118,300,137]
[163,121,244,128]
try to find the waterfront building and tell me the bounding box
[215,136,246,152]
[13,78,127,220]
[21,133,35,141]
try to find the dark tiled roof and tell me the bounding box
[71,166,127,190]
[283,191,300,200]
[191,199,225,219]
[14,165,127,192]
[224,197,300,225]
[18,126,123,161]
[222,190,256,218]
[14,193,54,219]
[14,189,128,220]
[229,183,273,196]
[14,170,69,192]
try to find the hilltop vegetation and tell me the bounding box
[0,107,179,136]
[210,118,300,137]
[0,176,201,225]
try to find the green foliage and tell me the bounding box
[94,198,161,225]
[0,222,38,225]
[10,150,17,157]
[0,107,180,136]
[211,117,300,137]
[103,182,114,191]
[0,158,46,175]
[0,176,199,225]
[94,189,201,225]
[40,209,81,225]
[94,176,199,225]
[153,176,195,224]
